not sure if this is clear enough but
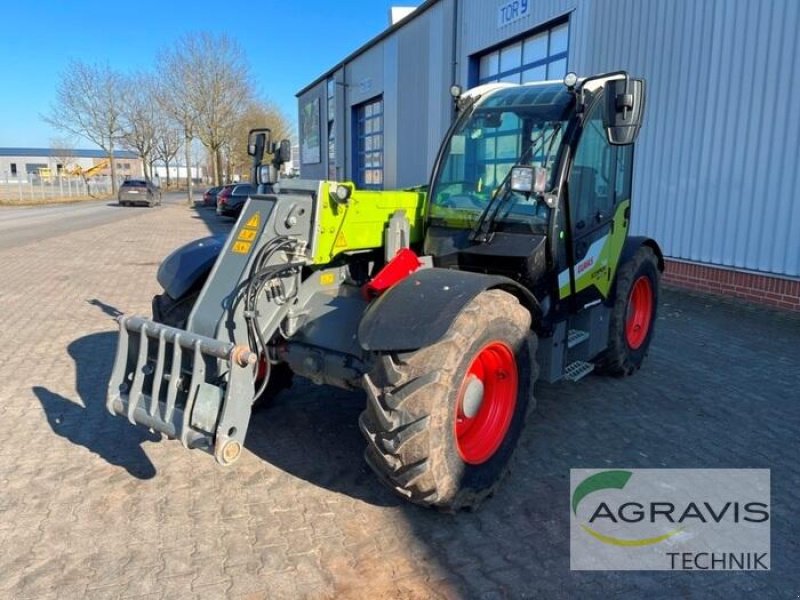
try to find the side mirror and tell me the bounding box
[247,128,272,158]
[278,139,292,164]
[604,78,645,145]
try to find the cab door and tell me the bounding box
[560,96,633,306]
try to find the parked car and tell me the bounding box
[202,186,222,207]
[118,179,161,207]
[214,184,237,215]
[217,183,255,218]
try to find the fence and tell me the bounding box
[0,175,114,203]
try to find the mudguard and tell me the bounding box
[619,236,664,272]
[358,267,541,352]
[156,234,226,300]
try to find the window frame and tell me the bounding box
[474,19,570,87]
[353,96,384,190]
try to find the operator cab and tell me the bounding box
[425,74,645,323]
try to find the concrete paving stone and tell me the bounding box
[153,572,196,599]
[1,202,798,598]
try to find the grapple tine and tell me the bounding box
[164,332,182,424]
[149,329,167,418]
[180,342,205,448]
[127,321,149,424]
[107,316,131,415]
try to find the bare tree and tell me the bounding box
[153,118,182,189]
[49,136,76,175]
[43,60,125,195]
[156,46,201,205]
[158,32,254,190]
[120,74,158,180]
[226,100,294,181]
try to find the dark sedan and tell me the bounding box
[216,183,255,218]
[202,186,222,207]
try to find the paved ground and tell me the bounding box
[0,201,798,599]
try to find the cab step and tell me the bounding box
[567,329,590,349]
[564,360,594,382]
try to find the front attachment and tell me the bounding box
[106,315,256,465]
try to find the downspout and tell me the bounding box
[450,0,460,119]
[342,63,347,181]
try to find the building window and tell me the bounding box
[354,96,383,189]
[328,123,336,181]
[476,20,568,85]
[10,163,17,176]
[327,78,336,180]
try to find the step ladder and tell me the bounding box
[564,360,595,382]
[567,329,590,349]
[564,329,594,382]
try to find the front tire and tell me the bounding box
[596,246,660,375]
[359,289,537,511]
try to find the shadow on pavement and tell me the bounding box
[87,298,123,319]
[247,380,400,508]
[33,331,159,479]
[190,202,234,237]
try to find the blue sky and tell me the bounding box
[0,0,422,148]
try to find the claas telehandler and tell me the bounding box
[107,71,661,510]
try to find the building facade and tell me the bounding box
[0,148,142,182]
[297,0,800,310]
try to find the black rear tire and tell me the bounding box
[152,290,292,408]
[596,246,660,376]
[359,289,537,511]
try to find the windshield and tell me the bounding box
[429,82,574,232]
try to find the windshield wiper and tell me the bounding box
[470,122,562,242]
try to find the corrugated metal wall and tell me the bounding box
[579,0,800,276]
[396,0,455,187]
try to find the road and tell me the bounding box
[0,192,200,251]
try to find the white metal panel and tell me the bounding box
[580,0,800,276]
[395,10,431,187]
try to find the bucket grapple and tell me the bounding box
[107,315,256,464]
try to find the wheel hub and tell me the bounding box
[461,376,484,418]
[455,342,518,465]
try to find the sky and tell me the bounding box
[0,0,422,148]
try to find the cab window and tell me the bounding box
[568,100,614,231]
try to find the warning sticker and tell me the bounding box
[230,211,261,255]
[319,272,336,286]
[232,241,252,254]
[334,232,348,248]
[245,213,261,229]
[237,228,257,242]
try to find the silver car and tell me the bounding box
[118,179,162,207]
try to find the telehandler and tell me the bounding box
[107,71,661,510]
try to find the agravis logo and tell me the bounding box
[570,469,771,571]
[572,470,683,547]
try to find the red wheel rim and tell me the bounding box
[625,276,653,350]
[455,342,518,465]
